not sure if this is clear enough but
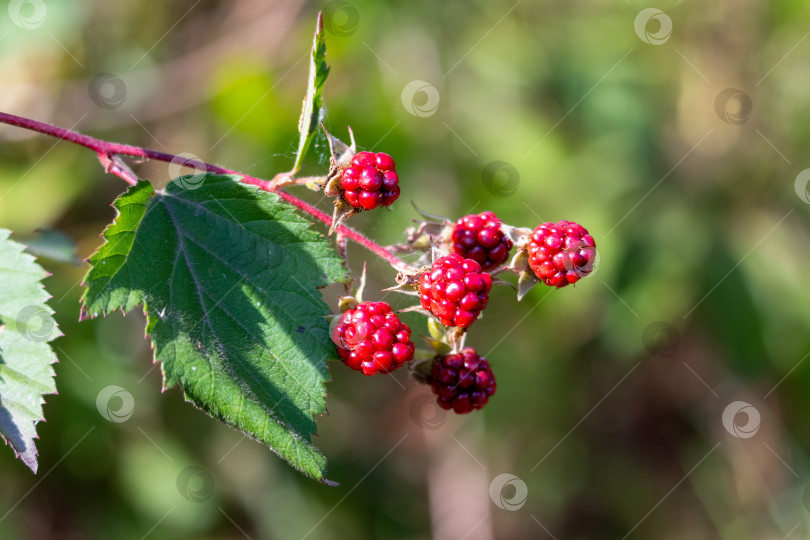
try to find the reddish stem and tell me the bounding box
[0,111,408,270]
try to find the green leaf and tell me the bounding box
[0,229,60,473]
[291,12,330,174]
[21,228,81,265]
[80,175,348,482]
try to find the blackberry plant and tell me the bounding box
[0,13,597,484]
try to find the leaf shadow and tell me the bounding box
[0,330,32,469]
[0,399,28,462]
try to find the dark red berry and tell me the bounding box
[428,348,496,414]
[419,254,492,328]
[527,220,596,288]
[450,211,513,271]
[344,190,359,207]
[375,153,395,171]
[339,151,401,210]
[381,186,400,206]
[340,167,360,191]
[332,301,415,376]
[382,171,398,189]
[351,151,376,168]
[358,190,381,210]
[359,168,383,191]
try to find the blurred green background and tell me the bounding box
[1,0,810,538]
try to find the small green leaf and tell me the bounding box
[291,12,330,174]
[21,228,81,265]
[81,175,348,482]
[0,229,60,473]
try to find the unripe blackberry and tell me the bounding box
[340,151,400,210]
[428,348,496,414]
[527,220,596,288]
[419,254,492,328]
[450,211,513,271]
[332,301,415,375]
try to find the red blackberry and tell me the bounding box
[419,254,492,328]
[527,220,596,288]
[332,301,415,376]
[339,151,400,210]
[428,348,496,414]
[450,211,513,271]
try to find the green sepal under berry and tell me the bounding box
[510,249,539,301]
[80,175,348,483]
[408,320,453,382]
[0,229,60,473]
[322,125,358,233]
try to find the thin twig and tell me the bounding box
[0,111,409,271]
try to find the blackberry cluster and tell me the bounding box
[428,348,496,414]
[332,301,415,376]
[419,254,492,328]
[450,211,512,271]
[527,220,596,288]
[339,151,400,210]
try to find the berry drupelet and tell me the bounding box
[419,254,492,328]
[450,211,513,271]
[339,151,400,210]
[428,348,496,414]
[527,220,596,288]
[332,301,415,376]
